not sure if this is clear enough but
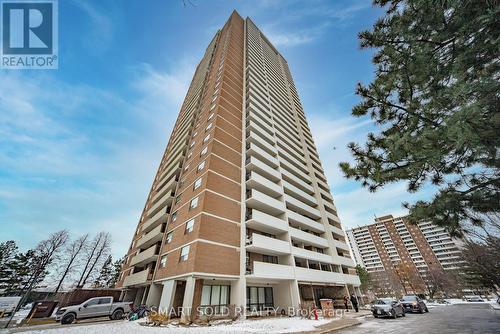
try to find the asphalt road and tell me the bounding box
[340,304,500,334]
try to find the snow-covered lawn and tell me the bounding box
[18,317,333,334]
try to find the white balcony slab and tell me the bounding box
[246,171,282,198]
[247,120,274,144]
[130,244,158,267]
[246,189,285,215]
[283,181,317,206]
[246,156,281,182]
[247,131,277,156]
[246,233,291,256]
[330,225,345,237]
[147,192,173,218]
[246,209,289,234]
[333,240,350,252]
[123,268,151,287]
[289,227,329,248]
[248,261,294,280]
[292,246,332,264]
[136,224,163,249]
[281,168,314,194]
[141,209,168,234]
[152,177,177,203]
[287,211,325,233]
[284,194,321,220]
[247,142,279,167]
[332,255,355,267]
[294,267,360,286]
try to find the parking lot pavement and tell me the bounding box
[335,304,500,334]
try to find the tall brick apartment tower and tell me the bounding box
[116,11,360,319]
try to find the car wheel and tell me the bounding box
[391,310,397,319]
[61,313,76,325]
[402,310,406,317]
[374,315,378,318]
[425,306,429,313]
[111,309,124,320]
[419,306,423,314]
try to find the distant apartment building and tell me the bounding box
[346,214,465,296]
[116,11,360,321]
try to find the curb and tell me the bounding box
[316,320,362,333]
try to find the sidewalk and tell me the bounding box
[299,310,371,333]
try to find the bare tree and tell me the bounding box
[5,230,68,328]
[76,232,111,288]
[54,234,89,293]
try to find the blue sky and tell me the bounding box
[0,0,434,259]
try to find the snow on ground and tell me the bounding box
[18,317,333,334]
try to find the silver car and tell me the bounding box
[371,298,406,319]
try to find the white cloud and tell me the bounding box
[0,63,194,260]
[262,22,330,47]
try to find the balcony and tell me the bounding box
[142,207,169,234]
[279,157,310,184]
[246,156,281,182]
[247,131,277,156]
[281,168,314,194]
[326,211,341,224]
[294,267,361,285]
[287,211,325,233]
[285,194,321,220]
[332,255,355,267]
[246,209,288,234]
[246,233,291,256]
[289,228,329,248]
[283,181,317,206]
[247,120,274,144]
[152,177,177,204]
[330,225,345,237]
[123,268,152,287]
[147,191,173,218]
[130,244,159,267]
[247,142,279,167]
[246,171,282,198]
[292,246,332,263]
[333,239,350,252]
[247,261,294,280]
[136,224,164,249]
[246,189,285,215]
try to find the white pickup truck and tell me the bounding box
[54,296,132,324]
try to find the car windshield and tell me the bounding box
[374,299,393,305]
[401,296,418,301]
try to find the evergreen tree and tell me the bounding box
[92,255,113,288]
[0,241,19,292]
[340,0,500,235]
[108,256,124,288]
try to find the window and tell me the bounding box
[197,161,205,172]
[166,232,173,244]
[193,177,202,190]
[190,197,199,210]
[98,297,112,305]
[175,195,181,204]
[184,163,190,171]
[84,299,100,307]
[171,212,177,222]
[208,113,214,120]
[211,95,217,103]
[262,255,278,264]
[190,141,195,148]
[203,134,210,143]
[185,219,194,234]
[200,147,208,156]
[246,287,273,311]
[215,81,221,88]
[200,285,230,314]
[179,245,190,262]
[160,255,167,268]
[193,131,198,137]
[187,151,192,159]
[205,123,212,131]
[210,104,216,111]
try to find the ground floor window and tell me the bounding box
[200,285,230,314]
[246,286,273,311]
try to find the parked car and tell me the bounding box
[54,296,132,324]
[0,296,21,316]
[465,295,484,302]
[371,298,406,319]
[400,295,428,313]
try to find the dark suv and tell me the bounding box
[400,295,428,313]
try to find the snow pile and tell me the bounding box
[19,317,333,334]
